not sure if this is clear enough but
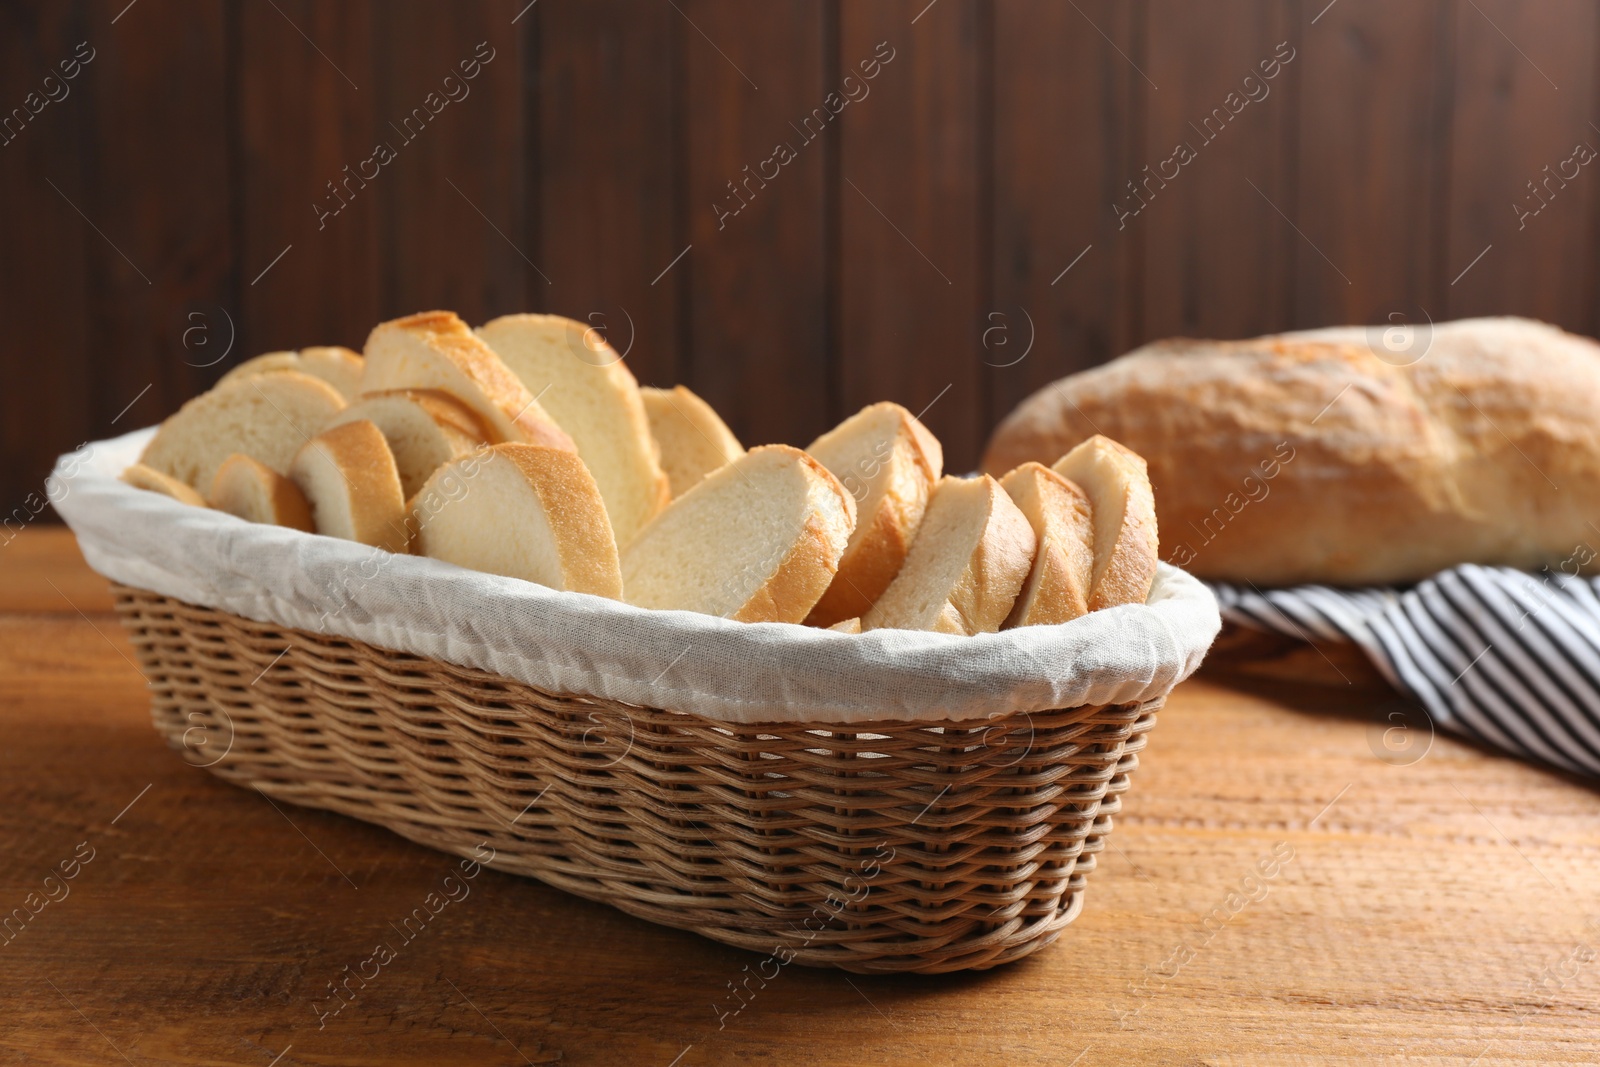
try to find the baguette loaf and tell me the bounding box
[862,475,1036,635]
[804,402,944,628]
[289,420,409,553]
[621,444,856,623]
[640,385,744,498]
[327,389,489,499]
[120,463,207,507]
[1052,437,1159,610]
[982,316,1600,585]
[412,444,622,598]
[999,462,1094,627]
[218,346,364,400]
[207,453,314,531]
[361,311,574,453]
[139,370,347,491]
[477,314,669,545]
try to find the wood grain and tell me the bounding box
[1140,0,1296,343]
[235,0,379,358]
[13,5,1600,518]
[1292,0,1452,329]
[989,0,1140,433]
[840,0,983,468]
[539,0,683,389]
[1444,0,1600,331]
[0,2,91,526]
[3,527,1598,1065]
[379,0,530,324]
[683,0,831,449]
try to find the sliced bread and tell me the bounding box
[621,444,856,623]
[1000,462,1095,627]
[219,346,365,400]
[639,384,744,498]
[862,475,1037,635]
[289,419,409,553]
[412,443,622,598]
[207,453,314,531]
[139,370,347,490]
[326,389,489,499]
[804,401,944,627]
[361,311,575,452]
[1052,435,1159,610]
[120,463,206,507]
[477,314,669,545]
[827,617,863,634]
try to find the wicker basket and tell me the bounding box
[112,582,1159,974]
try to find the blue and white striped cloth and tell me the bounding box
[1212,566,1600,778]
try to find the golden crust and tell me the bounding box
[492,443,623,599]
[207,453,314,531]
[362,311,575,453]
[1053,436,1159,611]
[983,318,1600,585]
[291,420,409,553]
[120,463,207,507]
[476,313,670,545]
[804,402,943,627]
[1000,462,1095,627]
[731,447,855,624]
[640,384,744,498]
[942,477,1037,634]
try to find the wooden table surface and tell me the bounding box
[4,528,1598,1067]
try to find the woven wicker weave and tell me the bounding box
[111,583,1158,974]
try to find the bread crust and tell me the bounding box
[491,443,623,599]
[208,453,314,531]
[731,448,856,624]
[218,347,363,400]
[1052,436,1159,611]
[640,385,744,498]
[139,370,347,490]
[477,313,670,545]
[1000,462,1094,627]
[940,478,1037,634]
[362,311,575,453]
[983,317,1600,585]
[290,420,409,553]
[804,402,943,627]
[863,475,1037,635]
[120,463,207,507]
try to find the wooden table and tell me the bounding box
[4,528,1598,1066]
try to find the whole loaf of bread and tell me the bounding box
[981,317,1600,586]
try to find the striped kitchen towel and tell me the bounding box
[1211,565,1600,778]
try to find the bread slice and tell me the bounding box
[476,314,670,545]
[219,347,365,400]
[1000,462,1095,627]
[1052,435,1158,610]
[326,389,489,499]
[804,401,944,627]
[412,443,622,598]
[289,420,409,553]
[640,385,744,498]
[361,311,575,453]
[207,453,314,531]
[120,463,207,507]
[862,476,1037,635]
[621,444,856,623]
[139,370,347,491]
[827,617,862,634]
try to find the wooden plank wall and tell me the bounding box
[4,0,1598,518]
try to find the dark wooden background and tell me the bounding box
[5,0,1598,517]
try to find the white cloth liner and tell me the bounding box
[51,429,1221,724]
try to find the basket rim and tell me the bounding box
[56,428,1220,726]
